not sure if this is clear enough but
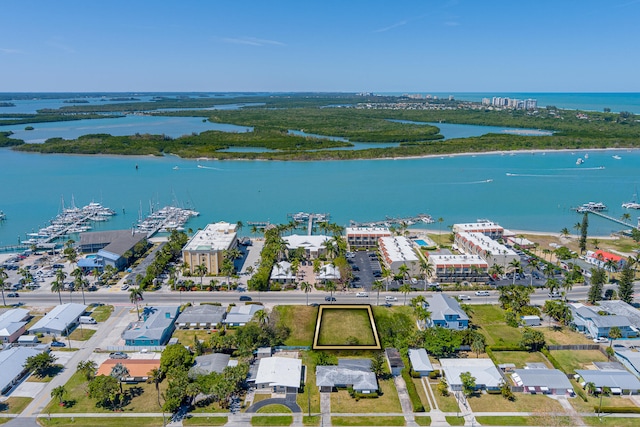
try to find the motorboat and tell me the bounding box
[576,158,584,165]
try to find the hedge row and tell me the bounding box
[595,406,640,413]
[401,367,425,412]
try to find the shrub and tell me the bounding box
[574,386,588,402]
[595,406,640,413]
[402,367,425,412]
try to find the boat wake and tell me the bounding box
[197,164,224,171]
[506,173,575,178]
[447,179,494,185]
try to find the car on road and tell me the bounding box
[593,337,609,344]
[458,295,471,300]
[309,303,320,307]
[356,292,369,297]
[385,296,398,302]
[109,352,128,359]
[50,341,66,348]
[121,284,129,291]
[325,296,336,302]
[7,292,19,298]
[475,291,490,296]
[239,295,252,302]
[548,292,561,299]
[351,265,360,271]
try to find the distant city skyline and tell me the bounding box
[2,0,640,92]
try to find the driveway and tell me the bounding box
[245,395,301,413]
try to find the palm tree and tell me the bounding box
[110,363,130,394]
[254,309,269,327]
[18,267,34,288]
[71,267,87,305]
[194,263,208,290]
[604,259,618,282]
[399,282,412,306]
[398,263,410,283]
[129,287,144,320]
[621,213,632,223]
[585,382,597,396]
[372,280,385,306]
[77,360,97,381]
[300,281,312,305]
[546,277,560,295]
[51,279,64,305]
[51,385,66,406]
[561,277,573,301]
[419,259,434,290]
[489,263,504,280]
[573,222,582,236]
[591,238,600,250]
[325,281,337,303]
[0,267,8,306]
[509,259,521,285]
[560,228,570,238]
[608,326,623,347]
[236,221,244,234]
[147,368,163,408]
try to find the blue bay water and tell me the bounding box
[1,147,639,246]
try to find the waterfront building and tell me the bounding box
[182,222,237,275]
[283,234,330,259]
[378,235,420,276]
[345,227,392,250]
[454,232,518,267]
[78,229,148,271]
[426,253,488,283]
[452,221,504,239]
[584,250,626,271]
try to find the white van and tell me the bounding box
[458,295,471,301]
[79,316,97,324]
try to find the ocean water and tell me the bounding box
[1,147,638,246]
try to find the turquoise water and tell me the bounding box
[1,147,638,246]
[414,240,428,246]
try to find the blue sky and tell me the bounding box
[1,0,639,92]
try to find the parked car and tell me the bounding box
[109,352,128,359]
[548,292,561,299]
[50,341,66,348]
[458,295,471,300]
[7,292,19,298]
[325,296,336,302]
[475,291,490,296]
[309,303,320,307]
[356,292,369,297]
[121,284,129,291]
[593,337,609,343]
[239,295,252,301]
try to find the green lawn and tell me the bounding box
[445,416,465,426]
[26,365,63,382]
[430,384,460,413]
[412,378,431,411]
[468,393,565,413]
[297,352,320,414]
[90,305,114,322]
[331,416,406,426]
[303,415,321,426]
[549,350,609,374]
[183,416,228,426]
[491,351,551,369]
[475,415,573,426]
[317,308,376,346]
[583,417,640,426]
[569,389,639,413]
[414,416,431,426]
[0,396,32,414]
[171,329,214,346]
[44,371,167,414]
[469,305,521,346]
[69,328,96,341]
[39,418,166,427]
[275,305,317,346]
[250,415,293,426]
[331,379,401,413]
[257,404,292,413]
[542,326,592,345]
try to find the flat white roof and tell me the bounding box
[379,236,419,263]
[29,303,87,334]
[255,356,302,389]
[182,222,237,252]
[453,222,504,232]
[284,235,330,251]
[428,254,487,267]
[457,232,518,256]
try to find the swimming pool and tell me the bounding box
[414,239,428,246]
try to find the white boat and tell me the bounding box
[576,202,607,213]
[622,201,640,209]
[612,155,622,160]
[584,153,589,159]
[576,158,584,165]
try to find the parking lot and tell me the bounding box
[347,251,383,291]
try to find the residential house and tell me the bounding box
[122,306,180,346]
[0,346,45,394]
[440,358,502,392]
[181,222,238,275]
[29,303,87,337]
[176,305,226,329]
[584,250,626,271]
[597,300,640,331]
[223,305,263,327]
[316,359,378,394]
[0,308,30,344]
[254,356,302,393]
[511,368,573,395]
[270,261,296,284]
[408,348,433,377]
[569,303,635,339]
[316,263,340,283]
[189,353,233,378]
[385,348,404,376]
[283,235,330,259]
[614,347,640,378]
[427,294,469,330]
[576,369,640,395]
[97,359,161,383]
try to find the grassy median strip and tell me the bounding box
[250,415,293,426]
[0,396,32,414]
[414,416,431,426]
[183,416,228,426]
[39,417,166,427]
[331,416,406,426]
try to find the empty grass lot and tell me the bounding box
[39,418,166,427]
[549,350,608,374]
[542,326,592,345]
[275,305,317,346]
[69,328,96,341]
[297,352,321,414]
[569,392,639,413]
[90,305,114,322]
[331,416,406,426]
[183,416,228,426]
[474,415,574,426]
[0,397,32,414]
[331,379,401,413]
[317,308,376,346]
[491,351,551,368]
[469,305,521,346]
[250,415,293,426]
[467,393,564,413]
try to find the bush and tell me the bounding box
[270,283,282,291]
[200,302,222,306]
[574,386,588,402]
[595,406,640,413]
[541,348,564,373]
[402,367,425,412]
[246,301,264,306]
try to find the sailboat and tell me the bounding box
[622,187,640,209]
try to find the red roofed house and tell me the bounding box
[585,250,626,271]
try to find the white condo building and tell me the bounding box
[452,221,504,239]
[346,227,392,249]
[182,222,237,275]
[455,231,518,267]
[378,236,420,276]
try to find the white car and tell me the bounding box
[385,296,398,302]
[475,291,490,296]
[593,337,608,343]
[458,295,471,300]
[356,292,369,297]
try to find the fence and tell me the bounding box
[102,345,166,352]
[547,344,600,351]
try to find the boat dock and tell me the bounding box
[134,206,199,237]
[350,214,435,228]
[287,212,330,236]
[582,209,638,229]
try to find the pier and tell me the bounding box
[287,212,330,236]
[134,206,199,237]
[582,209,638,229]
[350,214,435,228]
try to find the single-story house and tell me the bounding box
[597,300,640,331]
[440,358,502,392]
[270,261,296,284]
[584,250,626,271]
[522,315,541,327]
[408,348,434,377]
[511,368,573,395]
[0,308,30,343]
[97,359,161,383]
[385,348,404,376]
[189,353,233,378]
[17,335,40,346]
[427,294,469,330]
[316,263,340,282]
[0,346,45,394]
[176,305,226,329]
[569,303,634,339]
[223,305,263,327]
[616,347,640,378]
[29,303,87,336]
[254,356,302,393]
[316,359,378,394]
[576,369,640,395]
[122,306,180,346]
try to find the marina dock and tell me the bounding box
[350,214,435,228]
[134,206,199,237]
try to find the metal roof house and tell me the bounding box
[79,230,148,271]
[270,261,295,284]
[122,306,179,346]
[569,303,634,339]
[511,368,574,395]
[176,305,226,329]
[0,308,30,344]
[223,305,263,327]
[0,346,45,394]
[255,356,302,393]
[408,348,434,377]
[576,369,640,395]
[29,303,87,336]
[427,294,469,330]
[189,353,232,378]
[440,358,502,392]
[316,359,378,394]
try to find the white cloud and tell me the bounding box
[221,37,284,47]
